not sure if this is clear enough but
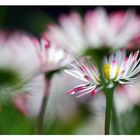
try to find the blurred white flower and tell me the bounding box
[114,83,140,113]
[12,36,75,125]
[13,74,46,116]
[13,72,81,123]
[40,37,74,72]
[0,32,44,99]
[65,50,140,97]
[44,8,140,55]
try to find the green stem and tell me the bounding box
[104,87,114,135]
[35,79,51,134]
[112,101,119,134]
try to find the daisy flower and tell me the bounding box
[44,8,140,55]
[65,50,140,98]
[13,74,46,116]
[40,37,74,72]
[0,32,44,100]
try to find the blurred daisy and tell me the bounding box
[13,73,81,121]
[0,32,44,100]
[44,8,140,55]
[65,50,140,98]
[13,74,46,116]
[40,37,74,72]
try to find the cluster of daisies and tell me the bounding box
[46,8,140,98]
[1,8,140,101]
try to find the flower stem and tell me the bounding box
[35,79,51,134]
[112,101,119,134]
[104,88,114,135]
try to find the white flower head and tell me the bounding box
[40,36,74,72]
[44,8,140,55]
[0,32,44,100]
[65,50,140,98]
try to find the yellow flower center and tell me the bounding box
[102,64,120,81]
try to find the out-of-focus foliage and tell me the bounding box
[0,97,93,134]
[0,7,54,37]
[110,105,140,135]
[118,105,140,135]
[43,104,92,134]
[0,102,34,134]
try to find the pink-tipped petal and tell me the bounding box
[133,50,139,61]
[90,90,96,96]
[125,57,128,61]
[65,85,86,95]
[73,86,86,92]
[84,75,90,81]
[41,37,50,49]
[65,89,75,95]
[112,59,116,64]
[109,11,125,31]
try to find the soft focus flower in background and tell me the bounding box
[13,74,46,116]
[45,8,140,55]
[114,84,140,113]
[13,32,77,135]
[65,50,140,97]
[40,37,74,72]
[14,73,80,119]
[0,32,44,101]
[13,72,93,134]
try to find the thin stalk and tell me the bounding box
[35,79,51,134]
[112,101,119,134]
[104,88,114,135]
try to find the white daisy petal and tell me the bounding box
[65,50,140,98]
